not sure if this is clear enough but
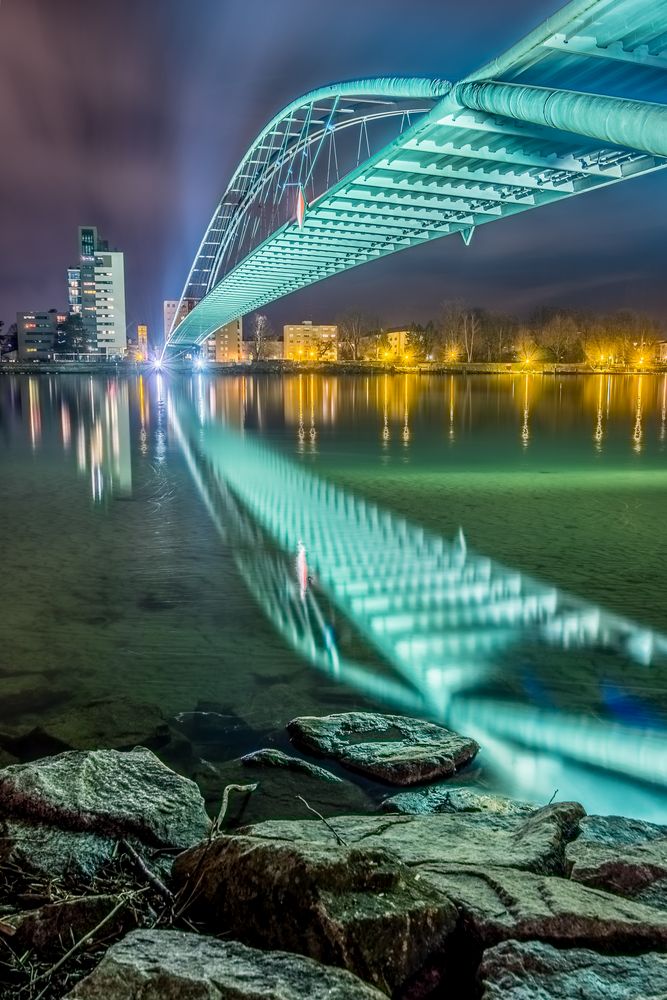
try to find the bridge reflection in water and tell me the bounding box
[169,387,667,822]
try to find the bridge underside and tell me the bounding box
[168,0,667,349]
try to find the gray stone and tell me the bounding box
[227,801,585,876]
[0,747,210,849]
[65,928,387,999]
[2,894,132,957]
[287,711,479,785]
[382,784,534,817]
[567,814,667,910]
[191,755,372,829]
[423,864,667,950]
[33,698,172,752]
[0,817,115,879]
[240,747,342,783]
[478,940,667,999]
[173,834,458,996]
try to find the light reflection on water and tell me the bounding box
[0,371,666,820]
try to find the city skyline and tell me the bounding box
[1,0,666,341]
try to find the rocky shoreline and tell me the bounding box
[0,710,665,999]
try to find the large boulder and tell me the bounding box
[287,712,479,785]
[478,939,667,999]
[382,785,534,817]
[0,748,209,880]
[1,894,132,957]
[191,755,373,829]
[65,928,387,999]
[567,814,667,910]
[215,802,584,876]
[173,834,458,995]
[0,817,115,879]
[0,746,209,848]
[421,864,667,951]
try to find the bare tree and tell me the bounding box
[541,313,578,363]
[461,311,479,363]
[250,313,273,361]
[337,312,370,361]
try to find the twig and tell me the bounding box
[121,839,174,905]
[547,788,559,805]
[296,795,348,847]
[212,783,258,836]
[30,890,143,999]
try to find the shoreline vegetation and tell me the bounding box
[2,358,667,377]
[0,710,665,999]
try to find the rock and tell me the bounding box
[65,928,387,999]
[190,756,373,828]
[382,784,534,817]
[223,802,584,876]
[26,698,173,753]
[0,817,116,879]
[174,835,458,995]
[421,864,667,951]
[241,747,342,783]
[567,814,667,910]
[287,711,479,785]
[0,747,210,849]
[2,894,132,957]
[0,748,18,769]
[478,940,667,999]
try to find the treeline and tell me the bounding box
[339,305,665,364]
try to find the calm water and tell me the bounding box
[1,371,666,821]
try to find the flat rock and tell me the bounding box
[422,863,667,951]
[567,814,667,910]
[478,940,667,999]
[0,747,210,849]
[382,784,534,817]
[0,817,116,879]
[173,834,458,995]
[226,801,584,876]
[241,747,342,783]
[191,756,372,828]
[2,894,132,957]
[287,711,479,785]
[65,928,387,999]
[30,698,173,753]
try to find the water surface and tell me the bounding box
[1,372,665,820]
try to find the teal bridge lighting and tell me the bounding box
[166,0,667,350]
[168,388,667,820]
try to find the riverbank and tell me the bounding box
[0,709,665,999]
[2,359,666,377]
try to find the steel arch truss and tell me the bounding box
[168,0,667,349]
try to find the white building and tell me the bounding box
[67,227,126,357]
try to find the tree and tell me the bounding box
[337,312,370,361]
[405,320,438,361]
[541,313,578,363]
[514,328,540,365]
[460,310,480,363]
[249,313,273,361]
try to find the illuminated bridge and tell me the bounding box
[168,390,667,819]
[166,0,667,350]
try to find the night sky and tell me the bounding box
[1,0,665,341]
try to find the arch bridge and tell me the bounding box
[167,0,667,350]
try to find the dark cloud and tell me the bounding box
[0,0,664,339]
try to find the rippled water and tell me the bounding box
[0,371,665,820]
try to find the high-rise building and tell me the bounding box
[163,298,197,342]
[67,227,126,357]
[16,310,57,361]
[283,321,337,361]
[137,324,148,358]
